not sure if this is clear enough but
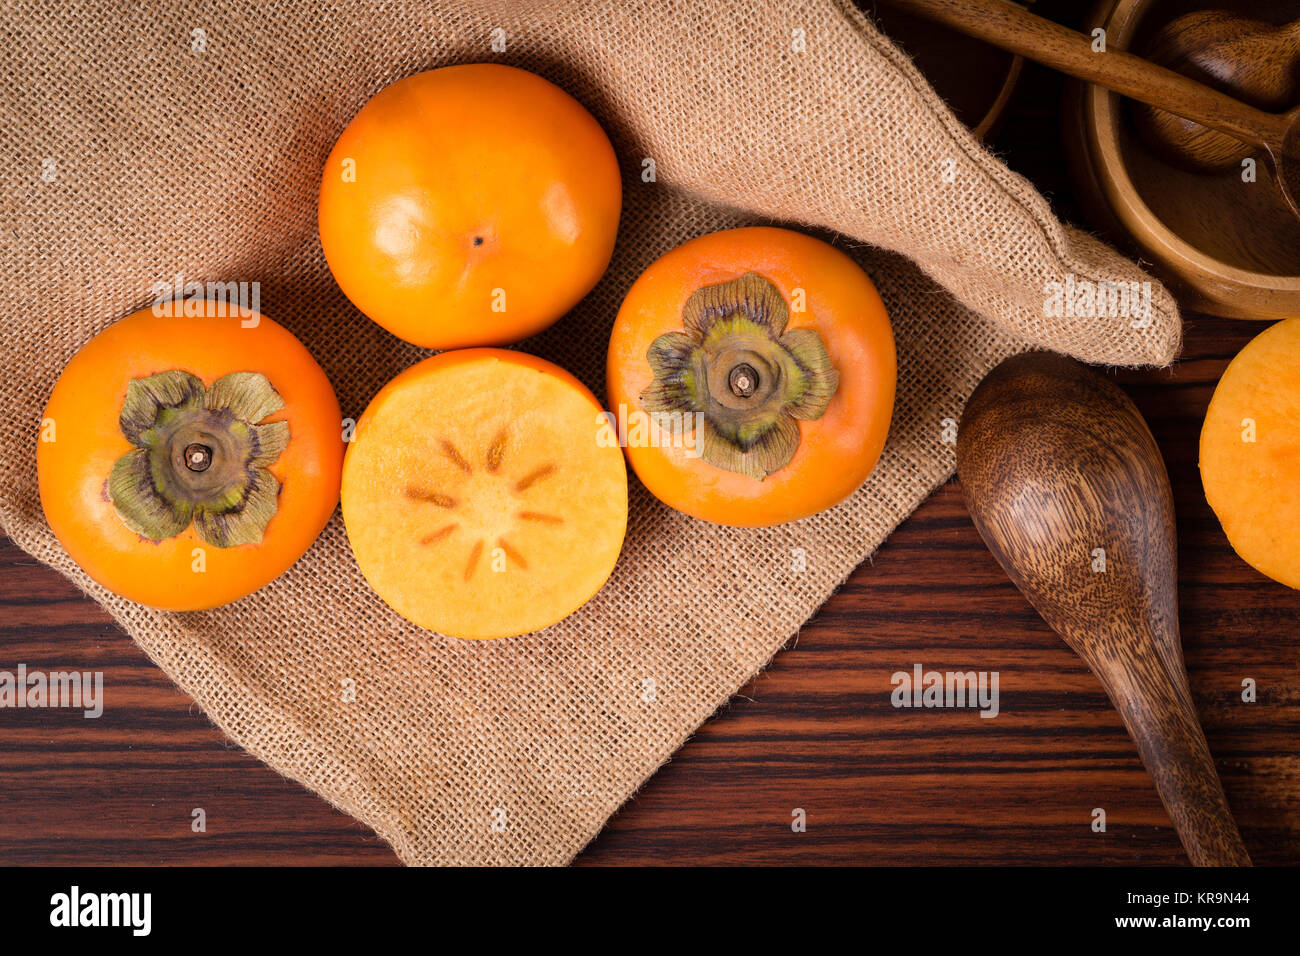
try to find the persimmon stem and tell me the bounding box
[108,369,288,547]
[184,443,213,472]
[729,363,758,398]
[640,272,839,480]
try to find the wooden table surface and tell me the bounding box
[3,5,1298,867]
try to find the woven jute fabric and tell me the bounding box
[0,0,1180,864]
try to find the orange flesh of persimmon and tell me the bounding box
[341,349,627,639]
[1200,317,1300,590]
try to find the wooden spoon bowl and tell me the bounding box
[957,352,1250,866]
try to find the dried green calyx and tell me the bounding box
[641,272,839,480]
[108,369,289,547]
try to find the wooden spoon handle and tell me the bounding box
[1090,639,1251,866]
[889,0,1290,148]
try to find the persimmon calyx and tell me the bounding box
[640,272,839,481]
[107,369,290,547]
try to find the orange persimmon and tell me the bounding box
[341,349,627,639]
[38,305,344,610]
[318,64,622,350]
[606,226,895,526]
[1200,317,1300,590]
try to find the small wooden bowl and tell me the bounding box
[867,0,1027,140]
[1065,0,1300,320]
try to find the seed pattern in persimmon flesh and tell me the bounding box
[401,431,564,582]
[340,348,627,639]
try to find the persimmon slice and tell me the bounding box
[342,349,627,638]
[1200,317,1300,590]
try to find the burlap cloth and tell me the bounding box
[0,0,1181,864]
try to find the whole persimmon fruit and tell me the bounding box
[1201,317,1300,590]
[606,226,895,526]
[38,305,344,610]
[318,64,622,349]
[341,348,627,639]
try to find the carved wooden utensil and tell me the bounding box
[1136,12,1300,172]
[889,0,1300,219]
[956,352,1250,866]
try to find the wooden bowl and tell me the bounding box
[865,0,1027,139]
[1065,0,1300,320]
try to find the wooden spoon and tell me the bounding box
[1136,12,1300,172]
[888,0,1300,218]
[956,352,1250,866]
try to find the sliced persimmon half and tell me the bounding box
[1200,317,1300,590]
[341,348,627,638]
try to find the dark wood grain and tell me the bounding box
[957,351,1249,865]
[2,316,1296,866]
[3,2,1299,867]
[579,318,1300,865]
[0,555,395,865]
